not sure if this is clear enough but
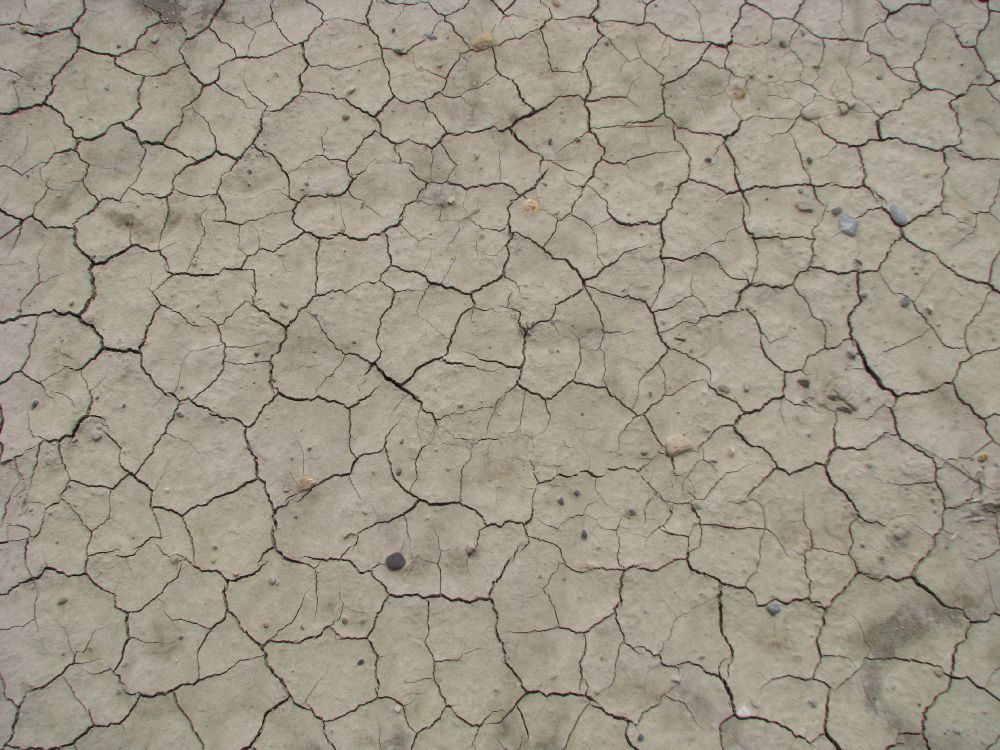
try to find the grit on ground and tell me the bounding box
[1,0,999,748]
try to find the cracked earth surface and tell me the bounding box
[1,0,1000,747]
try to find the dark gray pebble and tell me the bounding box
[900,295,910,308]
[831,206,842,216]
[766,601,781,616]
[557,497,565,505]
[580,529,588,541]
[424,32,437,40]
[797,378,810,388]
[386,552,406,571]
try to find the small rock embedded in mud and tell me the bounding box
[795,201,814,213]
[664,434,694,457]
[837,213,858,237]
[296,476,316,491]
[900,295,911,308]
[465,543,477,556]
[888,204,910,226]
[831,206,842,216]
[736,706,753,718]
[385,552,406,571]
[523,197,539,213]
[470,31,494,50]
[580,529,588,541]
[797,378,810,388]
[424,32,437,40]
[766,601,782,616]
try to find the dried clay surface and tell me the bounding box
[1,0,1000,748]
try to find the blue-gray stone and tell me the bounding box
[838,213,858,237]
[888,204,909,226]
[766,601,781,616]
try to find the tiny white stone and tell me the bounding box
[736,706,752,719]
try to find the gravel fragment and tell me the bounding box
[470,31,494,50]
[385,552,406,571]
[888,204,910,226]
[766,601,782,616]
[665,434,695,457]
[837,213,858,237]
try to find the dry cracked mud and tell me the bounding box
[1,0,999,748]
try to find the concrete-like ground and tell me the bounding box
[2,0,1000,747]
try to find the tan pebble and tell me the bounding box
[296,475,316,491]
[466,543,477,556]
[664,434,694,457]
[470,31,494,50]
[728,86,746,100]
[523,197,539,213]
[977,453,989,463]
[446,196,456,205]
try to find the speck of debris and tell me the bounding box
[386,552,406,571]
[766,601,782,616]
[572,489,581,497]
[56,597,68,606]
[580,529,588,541]
[637,734,644,743]
[717,384,730,394]
[847,350,857,360]
[797,378,810,388]
[395,467,403,477]
[30,400,39,409]
[627,509,637,517]
[357,658,365,665]
[900,295,911,308]
[424,32,437,40]
[805,156,813,164]
[557,497,565,505]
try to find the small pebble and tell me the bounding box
[627,508,636,517]
[465,543,477,556]
[56,596,68,606]
[837,213,858,237]
[446,196,456,205]
[572,489,580,497]
[900,295,910,308]
[831,206,842,216]
[30,400,39,409]
[797,378,810,388]
[91,431,102,442]
[637,734,644,743]
[386,552,406,571]
[296,476,316,491]
[795,201,814,213]
[736,706,752,719]
[394,704,402,714]
[424,32,437,40]
[357,658,365,665]
[470,31,494,50]
[888,204,909,226]
[557,497,565,505]
[665,434,694,457]
[346,86,357,95]
[766,601,782,616]
[580,529,588,541]
[394,467,402,477]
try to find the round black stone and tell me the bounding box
[386,552,406,571]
